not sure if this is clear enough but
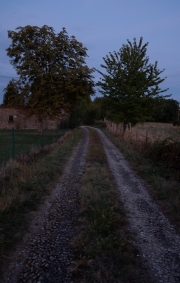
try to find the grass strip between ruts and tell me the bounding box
[71,128,151,283]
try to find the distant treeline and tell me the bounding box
[150,98,179,123]
[70,97,179,125]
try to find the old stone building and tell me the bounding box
[0,106,60,129]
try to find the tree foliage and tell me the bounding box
[5,25,95,120]
[151,99,179,123]
[3,79,24,105]
[91,97,107,120]
[70,96,106,125]
[97,37,170,127]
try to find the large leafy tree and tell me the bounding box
[6,25,95,122]
[97,37,170,130]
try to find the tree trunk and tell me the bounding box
[37,120,43,134]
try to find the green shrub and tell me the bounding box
[145,138,180,178]
[173,120,180,126]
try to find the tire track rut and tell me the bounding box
[4,128,89,283]
[4,127,180,283]
[95,127,180,283]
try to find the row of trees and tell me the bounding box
[3,26,179,129]
[151,98,179,123]
[70,97,179,126]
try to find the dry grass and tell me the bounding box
[127,122,180,148]
[106,121,180,152]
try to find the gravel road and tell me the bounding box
[95,127,180,283]
[4,128,89,283]
[3,127,180,283]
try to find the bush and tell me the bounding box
[58,119,78,130]
[173,120,180,126]
[145,138,180,178]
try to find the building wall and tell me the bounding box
[0,106,60,129]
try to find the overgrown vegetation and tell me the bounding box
[0,128,83,277]
[71,129,151,283]
[145,138,180,179]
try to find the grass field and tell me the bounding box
[132,122,180,143]
[105,121,180,145]
[0,129,69,165]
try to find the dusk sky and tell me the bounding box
[0,0,180,103]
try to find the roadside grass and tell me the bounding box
[105,121,180,151]
[0,129,68,165]
[99,127,180,229]
[0,128,83,278]
[71,129,151,283]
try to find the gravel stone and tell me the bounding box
[3,127,180,283]
[95,127,180,283]
[4,128,89,283]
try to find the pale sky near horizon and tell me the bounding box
[0,0,180,103]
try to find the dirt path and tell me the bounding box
[4,128,89,283]
[93,127,180,283]
[3,127,180,283]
